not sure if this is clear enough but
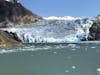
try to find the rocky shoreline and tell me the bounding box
[0,30,22,47]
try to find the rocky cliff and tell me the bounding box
[88,15,100,40]
[0,0,42,27]
[0,31,22,47]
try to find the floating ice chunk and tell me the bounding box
[71,49,76,51]
[91,46,96,49]
[65,70,69,73]
[53,51,57,54]
[96,68,100,72]
[67,44,76,48]
[72,66,76,69]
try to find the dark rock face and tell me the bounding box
[88,16,100,40]
[0,30,22,47]
[0,1,42,27]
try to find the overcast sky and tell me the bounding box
[20,0,100,17]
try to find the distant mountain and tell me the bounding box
[43,16,80,21]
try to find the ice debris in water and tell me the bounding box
[96,68,100,72]
[65,70,69,73]
[53,51,57,54]
[72,66,76,69]
[91,46,96,49]
[67,44,76,48]
[71,48,76,51]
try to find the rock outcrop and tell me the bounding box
[88,15,100,40]
[0,0,42,27]
[0,30,22,47]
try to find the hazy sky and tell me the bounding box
[20,0,100,17]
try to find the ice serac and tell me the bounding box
[0,0,42,27]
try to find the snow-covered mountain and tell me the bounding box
[43,16,81,21]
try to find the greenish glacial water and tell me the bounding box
[0,44,100,75]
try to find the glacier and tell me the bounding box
[1,16,95,43]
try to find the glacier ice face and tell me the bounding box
[1,16,95,43]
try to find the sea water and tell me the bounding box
[0,16,99,75]
[0,44,100,75]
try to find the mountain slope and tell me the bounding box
[0,0,42,27]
